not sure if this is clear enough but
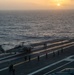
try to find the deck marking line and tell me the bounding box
[44,61,73,75]
[0,45,73,72]
[28,55,74,75]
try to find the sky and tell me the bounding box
[0,0,74,10]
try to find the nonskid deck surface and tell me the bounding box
[0,39,74,75]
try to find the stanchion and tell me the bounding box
[44,43,47,48]
[46,53,48,59]
[61,48,63,53]
[24,56,27,61]
[38,56,40,61]
[57,50,60,56]
[29,55,31,61]
[53,51,55,57]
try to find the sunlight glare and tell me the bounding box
[57,3,61,6]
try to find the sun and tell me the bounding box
[57,3,61,6]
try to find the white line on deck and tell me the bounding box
[43,61,73,75]
[28,55,74,75]
[0,53,20,61]
[0,45,73,72]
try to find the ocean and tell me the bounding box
[0,10,74,48]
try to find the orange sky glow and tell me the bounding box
[0,0,74,10]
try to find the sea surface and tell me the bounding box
[0,10,74,49]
